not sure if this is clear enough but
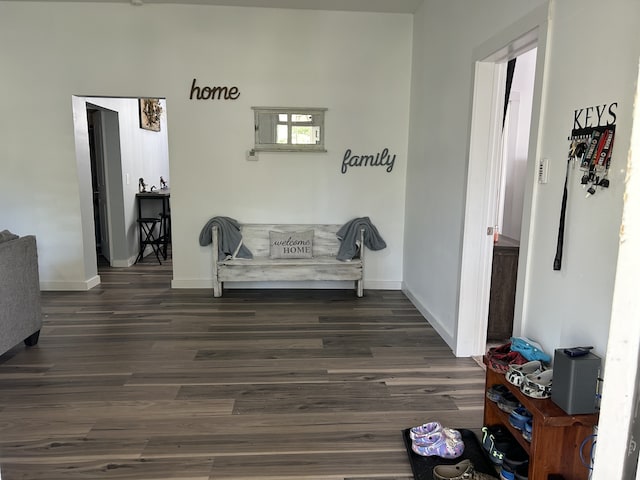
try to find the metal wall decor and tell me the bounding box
[341,148,396,174]
[553,102,618,271]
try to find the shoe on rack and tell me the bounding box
[432,459,499,480]
[481,425,509,452]
[510,336,551,363]
[502,443,529,471]
[487,384,510,403]
[506,361,543,387]
[409,421,462,441]
[486,342,529,374]
[508,407,532,431]
[411,431,464,459]
[522,420,532,443]
[481,425,518,466]
[520,369,553,399]
[514,462,529,480]
[499,465,515,480]
[497,391,521,413]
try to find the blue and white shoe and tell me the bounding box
[508,407,532,431]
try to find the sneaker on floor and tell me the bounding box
[433,459,499,480]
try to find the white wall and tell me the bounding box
[403,0,547,343]
[593,61,640,480]
[521,0,639,360]
[0,2,411,290]
[405,0,639,362]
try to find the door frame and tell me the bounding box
[455,5,550,356]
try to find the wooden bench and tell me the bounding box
[211,224,364,297]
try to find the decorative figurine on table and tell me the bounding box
[138,177,147,193]
[160,176,168,190]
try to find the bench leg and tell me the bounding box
[356,279,363,297]
[213,281,222,298]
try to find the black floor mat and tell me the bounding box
[402,428,499,480]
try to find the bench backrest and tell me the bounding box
[240,224,342,257]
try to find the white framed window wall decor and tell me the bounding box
[252,107,327,152]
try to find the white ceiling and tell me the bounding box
[10,0,423,14]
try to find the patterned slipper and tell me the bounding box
[413,428,462,446]
[411,431,464,458]
[409,421,462,441]
[521,370,553,399]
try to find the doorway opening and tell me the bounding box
[456,5,549,357]
[73,96,171,276]
[486,48,537,344]
[87,107,116,266]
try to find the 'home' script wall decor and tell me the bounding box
[189,78,240,100]
[341,148,396,174]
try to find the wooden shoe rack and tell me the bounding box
[483,357,598,480]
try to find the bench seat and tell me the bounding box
[212,224,364,297]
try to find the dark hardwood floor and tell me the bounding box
[0,255,486,480]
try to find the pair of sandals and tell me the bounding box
[506,360,553,399]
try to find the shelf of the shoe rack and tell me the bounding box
[485,400,532,453]
[483,357,599,428]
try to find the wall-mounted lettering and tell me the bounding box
[341,148,396,174]
[189,78,240,100]
[573,102,617,130]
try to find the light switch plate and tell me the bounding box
[538,158,549,184]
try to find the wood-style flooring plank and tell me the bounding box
[0,256,487,480]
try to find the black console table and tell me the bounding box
[135,189,170,264]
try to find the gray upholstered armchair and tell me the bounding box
[0,232,42,356]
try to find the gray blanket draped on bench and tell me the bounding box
[336,216,386,261]
[199,216,253,261]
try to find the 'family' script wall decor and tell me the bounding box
[341,148,396,174]
[189,79,240,100]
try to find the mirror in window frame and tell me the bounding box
[252,107,327,152]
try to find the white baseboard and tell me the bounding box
[171,279,402,290]
[40,275,101,291]
[402,283,456,353]
[171,279,214,289]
